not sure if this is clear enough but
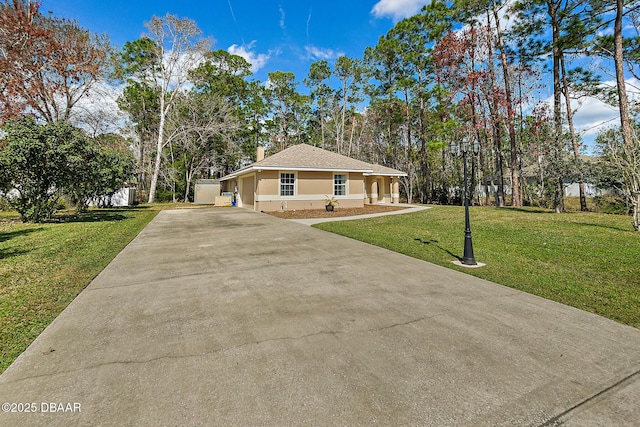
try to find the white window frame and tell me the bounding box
[333,173,347,196]
[280,172,296,197]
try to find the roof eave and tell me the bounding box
[364,172,408,177]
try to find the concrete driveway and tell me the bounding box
[1,208,639,426]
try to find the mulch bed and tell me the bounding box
[265,204,409,220]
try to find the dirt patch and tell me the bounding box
[265,204,409,219]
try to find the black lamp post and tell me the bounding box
[449,138,481,266]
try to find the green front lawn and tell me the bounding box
[315,206,640,328]
[2,204,638,374]
[0,207,158,373]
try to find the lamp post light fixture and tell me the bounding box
[449,138,481,266]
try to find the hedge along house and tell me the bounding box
[220,144,407,212]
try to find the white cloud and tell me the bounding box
[279,5,286,30]
[596,27,615,37]
[227,42,271,73]
[304,45,343,61]
[572,77,639,138]
[535,94,614,153]
[533,77,640,153]
[371,0,430,21]
[572,96,620,136]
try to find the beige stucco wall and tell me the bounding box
[254,170,365,198]
[255,170,279,196]
[225,169,401,211]
[298,171,332,195]
[253,169,365,211]
[348,173,364,197]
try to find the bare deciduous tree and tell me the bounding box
[165,93,240,201]
[143,14,211,203]
[0,0,111,124]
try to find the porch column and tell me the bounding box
[370,178,378,205]
[254,171,260,211]
[392,177,400,204]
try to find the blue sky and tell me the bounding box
[39,0,631,153]
[40,0,426,83]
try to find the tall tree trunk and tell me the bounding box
[480,146,491,206]
[169,140,176,203]
[493,132,505,207]
[184,169,192,203]
[548,0,565,212]
[420,138,429,203]
[486,8,505,206]
[555,176,565,213]
[404,91,412,195]
[320,102,326,149]
[442,148,449,204]
[148,98,165,204]
[613,0,639,230]
[338,85,348,154]
[492,4,521,207]
[415,70,430,204]
[137,141,145,203]
[347,117,355,157]
[614,0,633,148]
[560,55,588,211]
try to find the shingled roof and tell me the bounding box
[222,144,406,179]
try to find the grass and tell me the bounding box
[315,205,640,329]
[2,202,638,373]
[0,207,158,373]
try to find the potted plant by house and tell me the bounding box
[325,195,338,211]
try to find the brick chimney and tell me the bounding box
[257,145,265,162]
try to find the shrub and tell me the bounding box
[0,118,135,222]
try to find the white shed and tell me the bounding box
[194,179,221,204]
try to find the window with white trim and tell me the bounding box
[280,172,295,196]
[334,174,347,196]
